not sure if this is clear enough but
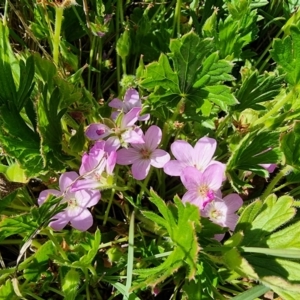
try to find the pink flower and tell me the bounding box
[163,137,225,177]
[202,192,243,241]
[109,88,150,121]
[38,172,100,231]
[116,125,170,180]
[72,141,117,191]
[85,107,144,150]
[260,164,277,173]
[180,165,224,209]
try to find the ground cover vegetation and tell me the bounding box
[1,0,300,299]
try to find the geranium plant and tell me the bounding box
[1,1,300,299]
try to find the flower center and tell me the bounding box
[68,198,77,208]
[210,208,223,220]
[140,148,151,159]
[198,185,215,207]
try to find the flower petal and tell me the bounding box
[59,172,79,192]
[38,189,62,206]
[49,212,70,230]
[75,189,101,208]
[180,167,203,190]
[109,98,124,109]
[171,140,194,165]
[260,164,277,173]
[193,137,216,171]
[124,88,140,107]
[131,159,151,180]
[122,128,144,144]
[72,178,102,191]
[121,107,141,128]
[223,194,243,213]
[116,148,140,165]
[163,160,186,176]
[111,111,120,121]
[182,190,205,209]
[214,234,225,241]
[150,149,170,168]
[70,208,93,231]
[106,151,117,174]
[138,113,150,121]
[224,213,239,231]
[202,164,223,191]
[85,123,110,140]
[105,136,121,151]
[144,125,162,151]
[207,161,226,181]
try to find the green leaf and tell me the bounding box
[193,52,234,88]
[33,53,57,87]
[24,241,56,281]
[140,54,180,93]
[133,191,200,289]
[5,163,28,183]
[231,284,270,300]
[0,280,18,299]
[235,200,263,232]
[72,228,101,267]
[267,221,300,249]
[281,121,300,169]
[36,85,70,170]
[234,69,283,111]
[216,7,258,59]
[271,22,300,86]
[0,214,37,243]
[224,194,300,300]
[140,32,237,119]
[69,123,85,153]
[16,56,35,112]
[62,269,80,300]
[116,29,131,59]
[263,277,300,300]
[169,32,214,92]
[241,194,295,247]
[201,85,238,111]
[227,129,281,178]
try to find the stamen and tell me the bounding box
[140,148,151,159]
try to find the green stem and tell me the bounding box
[46,229,68,261]
[53,7,64,65]
[9,204,31,211]
[138,169,153,199]
[161,97,186,149]
[255,28,282,71]
[172,0,182,37]
[272,182,291,192]
[116,0,123,93]
[84,268,91,300]
[47,287,64,297]
[253,90,294,127]
[3,0,8,26]
[261,165,293,201]
[98,235,139,249]
[103,188,115,226]
[88,35,96,91]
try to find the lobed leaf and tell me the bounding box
[271,22,300,86]
[62,269,80,300]
[281,121,300,169]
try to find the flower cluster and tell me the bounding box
[38,88,274,237]
[163,137,242,237]
[38,141,117,231]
